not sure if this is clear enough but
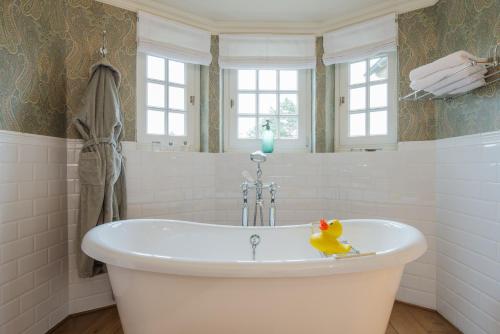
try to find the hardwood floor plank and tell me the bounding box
[51,301,461,334]
[408,304,462,333]
[386,323,398,334]
[389,302,428,334]
[51,309,106,334]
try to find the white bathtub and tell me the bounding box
[82,219,426,334]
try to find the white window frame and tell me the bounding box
[137,52,200,151]
[223,69,312,152]
[334,52,398,151]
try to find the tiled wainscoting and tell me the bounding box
[2,130,500,334]
[0,131,69,334]
[435,133,500,334]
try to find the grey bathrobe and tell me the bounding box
[74,61,127,278]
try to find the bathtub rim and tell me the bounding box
[82,219,427,278]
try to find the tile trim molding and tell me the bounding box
[0,130,67,146]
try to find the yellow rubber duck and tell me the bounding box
[309,219,352,255]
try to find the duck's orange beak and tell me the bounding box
[319,219,328,231]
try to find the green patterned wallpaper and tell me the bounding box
[315,36,327,152]
[208,35,220,152]
[200,64,210,152]
[398,6,439,141]
[398,0,499,141]
[64,0,136,140]
[434,0,499,139]
[315,36,336,152]
[0,0,136,140]
[200,35,221,153]
[0,0,67,137]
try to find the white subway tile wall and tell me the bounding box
[3,129,500,334]
[0,131,68,334]
[436,132,500,334]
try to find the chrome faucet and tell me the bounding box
[241,151,277,226]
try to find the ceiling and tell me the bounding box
[98,0,438,33]
[154,0,390,22]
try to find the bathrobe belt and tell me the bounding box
[82,136,117,149]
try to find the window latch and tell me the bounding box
[339,96,345,105]
[230,99,234,108]
[190,96,195,105]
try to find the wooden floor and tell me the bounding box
[51,301,461,334]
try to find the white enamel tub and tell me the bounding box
[82,219,426,334]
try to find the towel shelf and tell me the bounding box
[400,43,499,101]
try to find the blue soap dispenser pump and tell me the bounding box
[261,120,274,153]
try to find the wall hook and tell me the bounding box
[99,30,108,58]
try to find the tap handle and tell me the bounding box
[269,182,277,226]
[241,182,249,201]
[242,170,254,183]
[269,182,277,201]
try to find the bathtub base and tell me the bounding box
[108,265,404,334]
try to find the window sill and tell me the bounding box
[135,142,199,152]
[334,144,398,152]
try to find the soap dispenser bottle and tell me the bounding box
[261,120,274,153]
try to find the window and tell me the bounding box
[137,53,200,150]
[224,69,311,152]
[335,52,397,150]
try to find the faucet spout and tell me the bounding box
[250,150,267,163]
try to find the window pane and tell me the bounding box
[349,87,366,111]
[238,70,256,90]
[168,112,185,136]
[370,57,388,81]
[279,94,298,115]
[349,113,366,137]
[258,70,277,90]
[168,60,185,85]
[349,61,366,85]
[259,94,277,115]
[147,56,165,81]
[258,117,277,137]
[238,93,256,114]
[278,117,298,139]
[370,110,387,135]
[279,70,298,90]
[370,83,388,108]
[147,82,165,108]
[168,86,185,110]
[147,109,165,135]
[238,117,256,139]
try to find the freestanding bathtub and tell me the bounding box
[82,219,426,334]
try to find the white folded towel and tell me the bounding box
[432,73,486,96]
[447,79,486,95]
[409,50,485,81]
[410,64,487,91]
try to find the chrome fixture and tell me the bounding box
[241,151,278,227]
[99,30,108,58]
[249,234,261,260]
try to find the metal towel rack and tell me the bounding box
[400,43,500,101]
